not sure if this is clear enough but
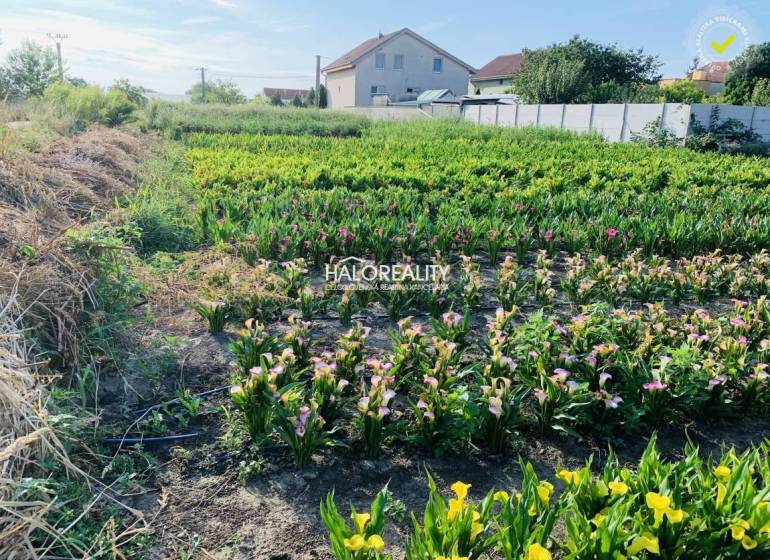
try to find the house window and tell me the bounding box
[375,53,385,70]
[394,54,404,70]
[370,85,385,94]
[432,57,443,73]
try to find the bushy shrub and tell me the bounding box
[660,80,705,104]
[42,82,139,131]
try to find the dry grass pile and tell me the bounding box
[0,126,150,364]
[0,125,153,558]
[0,286,76,559]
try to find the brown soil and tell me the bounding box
[110,255,770,560]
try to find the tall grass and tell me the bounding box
[145,101,369,138]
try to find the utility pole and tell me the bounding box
[47,33,68,81]
[196,67,207,102]
[315,55,321,108]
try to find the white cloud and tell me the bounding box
[0,8,314,95]
[208,0,238,9]
[180,15,222,25]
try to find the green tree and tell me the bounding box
[2,40,61,99]
[291,93,304,107]
[750,78,770,106]
[270,91,284,106]
[186,79,246,104]
[724,43,770,105]
[512,51,588,103]
[660,80,705,104]
[512,35,662,103]
[113,78,148,107]
[318,84,328,108]
[305,87,316,106]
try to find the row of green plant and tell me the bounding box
[186,125,770,258]
[224,293,770,467]
[194,247,770,335]
[321,436,770,559]
[146,101,369,139]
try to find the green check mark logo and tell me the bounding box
[710,34,735,54]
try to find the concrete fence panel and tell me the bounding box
[661,103,690,138]
[624,104,665,140]
[563,105,593,133]
[517,105,539,126]
[464,105,480,123]
[752,107,770,141]
[538,104,564,128]
[459,101,769,144]
[479,105,498,125]
[497,105,518,126]
[591,104,625,142]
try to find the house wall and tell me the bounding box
[352,34,470,106]
[468,78,512,95]
[325,67,356,109]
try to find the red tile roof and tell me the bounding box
[695,61,730,83]
[322,28,475,74]
[472,53,524,80]
[263,88,310,100]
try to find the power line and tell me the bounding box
[46,32,68,81]
[195,67,206,102]
[207,71,314,79]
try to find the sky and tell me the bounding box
[0,0,768,96]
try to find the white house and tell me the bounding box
[322,28,476,109]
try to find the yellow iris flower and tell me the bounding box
[714,465,732,481]
[608,481,629,496]
[537,482,554,504]
[493,490,510,502]
[367,534,385,551]
[470,521,484,543]
[354,512,370,533]
[645,492,684,527]
[627,532,660,555]
[731,519,750,541]
[344,534,366,551]
[557,469,582,485]
[716,483,726,508]
[742,536,758,550]
[526,543,552,560]
[448,497,464,521]
[451,481,471,501]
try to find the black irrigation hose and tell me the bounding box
[102,432,201,446]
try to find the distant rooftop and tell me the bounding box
[472,53,524,81]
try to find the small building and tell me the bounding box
[322,27,476,109]
[389,88,456,107]
[659,61,730,96]
[468,53,523,95]
[262,87,310,104]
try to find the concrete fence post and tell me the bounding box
[620,103,629,141]
[513,103,519,128]
[559,103,566,130]
[495,105,499,126]
[588,104,595,132]
[536,104,541,128]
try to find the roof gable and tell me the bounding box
[472,53,523,81]
[322,28,476,73]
